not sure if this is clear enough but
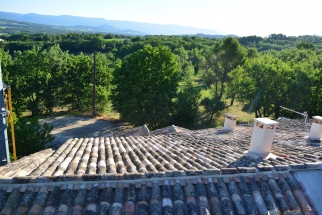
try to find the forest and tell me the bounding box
[0,33,322,131]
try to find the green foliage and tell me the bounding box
[229,50,317,118]
[201,96,227,123]
[8,47,48,115]
[0,48,12,89]
[199,68,215,87]
[8,117,55,157]
[296,41,315,50]
[247,47,259,59]
[61,53,92,111]
[7,45,70,116]
[111,45,179,129]
[3,45,114,116]
[173,83,201,127]
[3,32,322,126]
[201,37,246,99]
[61,52,114,113]
[309,71,322,116]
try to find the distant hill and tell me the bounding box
[192,33,238,38]
[0,19,79,34]
[0,11,223,35]
[0,19,145,35]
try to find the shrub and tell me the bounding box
[8,117,55,157]
[173,83,201,128]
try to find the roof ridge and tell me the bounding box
[0,170,294,186]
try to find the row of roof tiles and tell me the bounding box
[0,124,322,179]
[0,173,314,215]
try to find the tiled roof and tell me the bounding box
[1,120,321,179]
[108,125,150,137]
[0,119,320,214]
[0,173,314,214]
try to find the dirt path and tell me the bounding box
[40,116,120,148]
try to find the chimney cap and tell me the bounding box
[254,118,279,125]
[225,113,238,118]
[312,116,322,120]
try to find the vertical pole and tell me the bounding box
[0,62,10,166]
[8,86,16,161]
[4,93,8,125]
[92,51,96,116]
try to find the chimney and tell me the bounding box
[308,116,322,140]
[223,114,238,131]
[246,118,279,158]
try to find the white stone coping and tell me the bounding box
[312,116,322,120]
[254,118,279,125]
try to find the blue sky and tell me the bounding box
[1,0,321,36]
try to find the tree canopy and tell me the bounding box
[2,33,322,129]
[111,45,179,129]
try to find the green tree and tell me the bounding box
[8,117,54,157]
[61,53,92,110]
[111,45,179,129]
[8,47,49,116]
[41,45,69,113]
[0,48,12,82]
[201,38,246,103]
[94,52,114,113]
[200,37,246,122]
[229,53,315,118]
[309,68,322,116]
[203,37,246,100]
[61,52,113,113]
[296,41,315,50]
[173,83,201,128]
[201,96,227,124]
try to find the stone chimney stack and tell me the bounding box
[247,118,279,158]
[308,116,322,140]
[223,114,238,131]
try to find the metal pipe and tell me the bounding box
[280,106,308,123]
[8,86,16,161]
[92,51,96,116]
[4,92,8,125]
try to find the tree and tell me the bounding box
[0,48,12,82]
[61,52,113,113]
[8,47,49,116]
[201,96,227,123]
[309,68,322,116]
[61,53,92,110]
[111,45,179,129]
[7,46,70,116]
[41,45,69,113]
[296,42,315,50]
[229,53,315,118]
[173,83,201,128]
[8,117,54,157]
[201,37,246,103]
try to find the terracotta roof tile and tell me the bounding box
[0,120,320,214]
[0,172,315,214]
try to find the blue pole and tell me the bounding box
[0,62,10,166]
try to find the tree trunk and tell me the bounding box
[230,94,235,106]
[208,112,214,124]
[274,106,280,119]
[219,82,225,100]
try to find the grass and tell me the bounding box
[19,73,254,130]
[103,39,121,42]
[189,73,255,129]
[21,106,121,123]
[194,99,254,129]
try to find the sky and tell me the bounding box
[1,0,321,37]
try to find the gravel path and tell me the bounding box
[40,116,120,148]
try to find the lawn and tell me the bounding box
[192,74,254,128]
